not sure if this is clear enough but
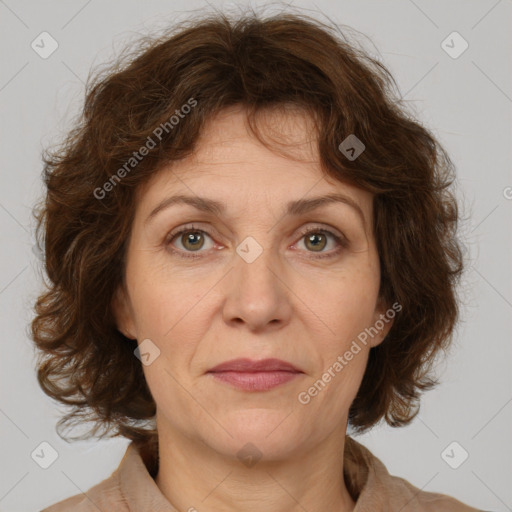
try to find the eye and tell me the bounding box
[165,224,215,259]
[293,226,348,259]
[165,224,348,260]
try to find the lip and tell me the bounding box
[207,358,302,373]
[206,358,304,392]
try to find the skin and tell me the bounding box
[113,105,394,512]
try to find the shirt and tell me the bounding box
[40,436,485,511]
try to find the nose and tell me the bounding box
[221,243,293,332]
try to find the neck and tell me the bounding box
[153,420,356,512]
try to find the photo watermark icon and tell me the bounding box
[297,301,402,404]
[93,97,198,200]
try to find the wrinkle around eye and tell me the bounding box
[150,213,370,256]
[162,227,366,263]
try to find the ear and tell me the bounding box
[112,284,137,340]
[368,295,396,348]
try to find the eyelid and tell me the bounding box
[292,225,349,259]
[164,222,349,259]
[295,224,348,246]
[165,222,218,240]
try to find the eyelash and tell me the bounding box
[165,223,349,260]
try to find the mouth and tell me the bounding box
[206,358,304,392]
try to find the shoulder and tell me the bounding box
[383,473,484,511]
[345,436,483,511]
[40,460,127,512]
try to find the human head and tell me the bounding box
[31,9,464,459]
[111,103,393,459]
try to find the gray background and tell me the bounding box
[1,0,511,511]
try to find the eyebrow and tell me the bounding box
[145,192,367,229]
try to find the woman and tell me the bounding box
[32,10,483,511]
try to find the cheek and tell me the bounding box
[297,344,369,433]
[307,265,380,339]
[127,259,207,339]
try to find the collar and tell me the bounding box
[115,436,469,511]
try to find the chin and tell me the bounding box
[202,410,313,462]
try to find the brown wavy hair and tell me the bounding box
[31,8,465,460]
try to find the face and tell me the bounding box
[113,105,393,461]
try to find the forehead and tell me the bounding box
[137,106,319,194]
[195,105,319,159]
[134,105,372,219]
